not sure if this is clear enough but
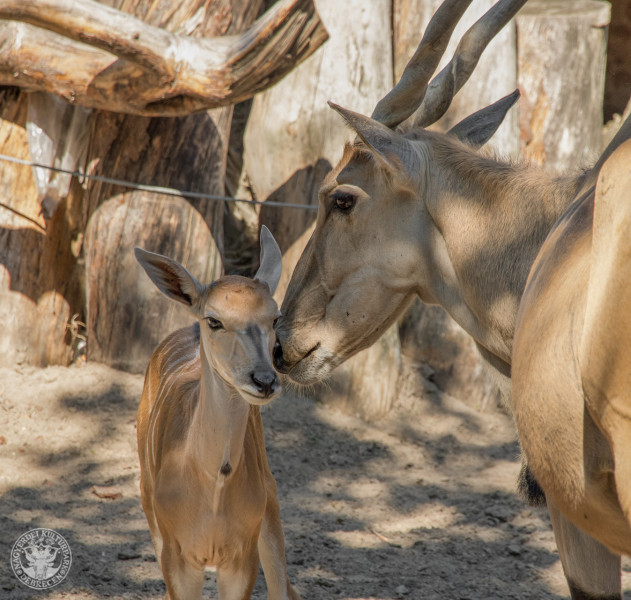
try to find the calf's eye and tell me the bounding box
[206,317,223,330]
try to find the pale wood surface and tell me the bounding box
[0,0,328,116]
[516,0,610,172]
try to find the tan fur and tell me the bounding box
[273,108,629,598]
[277,127,581,386]
[512,140,631,597]
[136,236,298,600]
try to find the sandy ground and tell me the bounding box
[0,359,629,599]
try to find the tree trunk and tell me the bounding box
[516,0,610,172]
[82,0,265,372]
[246,0,403,420]
[0,88,81,367]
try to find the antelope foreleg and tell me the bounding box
[258,484,301,600]
[547,499,621,600]
[160,540,205,600]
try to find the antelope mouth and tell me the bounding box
[274,341,340,385]
[239,386,281,406]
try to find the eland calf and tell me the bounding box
[135,226,300,600]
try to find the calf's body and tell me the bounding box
[135,227,299,600]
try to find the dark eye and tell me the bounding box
[331,191,356,213]
[206,317,223,330]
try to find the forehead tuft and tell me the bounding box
[204,276,277,322]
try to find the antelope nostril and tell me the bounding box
[273,341,289,373]
[251,371,277,397]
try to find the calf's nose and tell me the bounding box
[251,370,279,398]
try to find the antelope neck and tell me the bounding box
[421,141,581,363]
[188,340,250,485]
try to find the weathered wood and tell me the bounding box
[0,88,82,367]
[84,193,222,373]
[0,0,328,116]
[247,0,402,419]
[399,300,500,409]
[82,104,231,372]
[516,0,610,172]
[394,0,519,156]
[246,0,393,251]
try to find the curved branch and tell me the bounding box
[0,0,328,116]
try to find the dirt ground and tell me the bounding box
[1,359,629,600]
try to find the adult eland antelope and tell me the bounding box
[135,226,300,600]
[272,0,631,596]
[512,133,631,599]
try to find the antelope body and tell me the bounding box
[135,227,300,600]
[511,136,631,598]
[272,0,631,596]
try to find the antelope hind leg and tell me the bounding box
[547,499,621,599]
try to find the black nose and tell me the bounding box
[273,340,290,374]
[251,370,278,398]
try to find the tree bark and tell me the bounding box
[516,0,610,172]
[247,0,403,420]
[0,0,327,116]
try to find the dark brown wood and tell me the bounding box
[0,0,328,116]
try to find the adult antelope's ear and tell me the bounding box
[134,247,203,309]
[328,101,413,176]
[254,225,282,295]
[448,89,520,148]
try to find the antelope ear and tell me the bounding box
[328,101,409,173]
[448,89,520,148]
[254,225,282,295]
[134,247,203,309]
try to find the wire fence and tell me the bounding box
[0,152,318,231]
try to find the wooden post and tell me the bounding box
[516,0,610,172]
[246,0,403,420]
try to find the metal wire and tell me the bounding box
[0,153,318,212]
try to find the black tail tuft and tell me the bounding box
[517,460,546,507]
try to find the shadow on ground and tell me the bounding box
[0,363,587,599]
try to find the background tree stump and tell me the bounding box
[245,0,402,420]
[516,0,610,172]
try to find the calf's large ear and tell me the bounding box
[134,247,203,309]
[254,225,282,295]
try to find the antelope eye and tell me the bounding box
[331,191,356,213]
[206,317,223,330]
